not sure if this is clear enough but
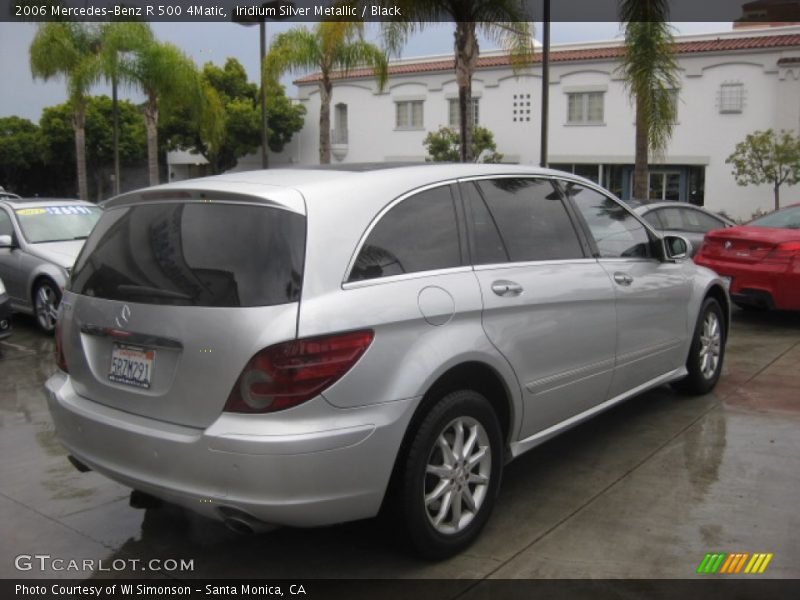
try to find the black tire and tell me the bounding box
[397,389,503,560]
[673,297,725,395]
[33,279,61,334]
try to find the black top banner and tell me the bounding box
[2,0,797,23]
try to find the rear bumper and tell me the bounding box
[694,257,800,311]
[45,372,417,527]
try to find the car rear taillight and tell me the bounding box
[764,241,800,264]
[224,330,374,414]
[54,321,68,372]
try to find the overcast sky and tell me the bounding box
[0,21,731,122]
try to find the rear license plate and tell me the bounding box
[108,344,155,389]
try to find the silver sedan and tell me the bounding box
[634,202,735,256]
[0,198,101,332]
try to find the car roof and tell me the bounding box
[0,197,98,210]
[104,163,602,211]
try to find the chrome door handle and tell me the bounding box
[613,272,633,286]
[491,280,523,297]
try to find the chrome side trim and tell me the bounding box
[615,339,683,368]
[509,366,688,459]
[525,357,616,394]
[341,266,473,290]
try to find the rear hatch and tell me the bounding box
[699,226,800,264]
[61,194,306,428]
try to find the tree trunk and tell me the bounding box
[774,184,780,211]
[454,22,478,163]
[112,76,121,195]
[633,93,649,201]
[145,93,160,186]
[72,100,89,201]
[319,78,332,164]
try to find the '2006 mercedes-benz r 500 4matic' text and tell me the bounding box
[46,164,729,558]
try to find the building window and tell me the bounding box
[719,83,744,113]
[396,100,424,129]
[512,93,531,122]
[668,89,680,123]
[567,92,604,124]
[448,98,479,129]
[333,103,348,144]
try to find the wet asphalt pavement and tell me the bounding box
[1,309,799,580]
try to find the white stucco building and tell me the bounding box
[282,25,800,220]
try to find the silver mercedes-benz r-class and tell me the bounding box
[45,164,728,558]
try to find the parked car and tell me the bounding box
[0,276,12,341]
[0,198,102,332]
[45,164,729,558]
[634,202,735,257]
[694,203,800,311]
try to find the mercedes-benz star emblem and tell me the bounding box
[115,304,131,328]
[724,241,732,250]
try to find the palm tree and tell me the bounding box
[128,40,201,185]
[265,22,388,164]
[383,1,534,162]
[619,0,680,201]
[30,23,102,200]
[99,22,154,194]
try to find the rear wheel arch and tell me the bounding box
[381,361,513,506]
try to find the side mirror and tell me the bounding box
[664,235,692,260]
[0,234,15,249]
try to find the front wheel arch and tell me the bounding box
[31,276,61,333]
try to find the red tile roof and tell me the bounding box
[294,33,800,84]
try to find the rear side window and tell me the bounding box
[70,202,305,307]
[348,185,462,282]
[564,182,652,259]
[469,178,584,263]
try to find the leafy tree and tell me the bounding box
[98,22,154,194]
[0,117,45,196]
[423,126,503,163]
[127,40,202,185]
[39,96,146,199]
[619,0,681,201]
[383,1,534,162]
[161,58,305,174]
[265,22,387,164]
[29,22,103,200]
[726,129,800,211]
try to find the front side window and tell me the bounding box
[349,186,461,282]
[466,178,584,264]
[564,182,652,259]
[15,205,101,243]
[448,98,479,129]
[657,207,724,233]
[396,100,424,129]
[567,92,604,124]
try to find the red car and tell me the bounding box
[694,203,800,311]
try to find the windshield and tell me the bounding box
[15,205,102,243]
[748,206,800,229]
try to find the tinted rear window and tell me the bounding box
[70,202,305,307]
